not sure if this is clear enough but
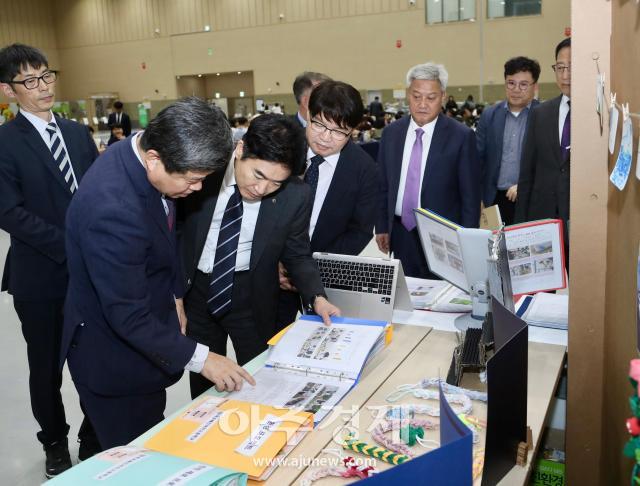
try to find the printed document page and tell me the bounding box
[505,222,565,294]
[266,318,384,380]
[228,367,352,424]
[524,292,568,329]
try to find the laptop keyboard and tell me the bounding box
[315,259,394,296]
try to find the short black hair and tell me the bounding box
[111,123,123,130]
[308,81,364,130]
[555,37,571,59]
[140,97,232,174]
[113,101,123,109]
[292,72,332,105]
[241,114,306,175]
[504,56,541,82]
[0,43,48,82]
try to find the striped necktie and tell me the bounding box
[208,185,243,317]
[45,122,78,194]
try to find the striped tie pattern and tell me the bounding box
[46,122,78,193]
[208,186,243,317]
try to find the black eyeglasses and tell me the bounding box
[310,119,351,141]
[551,64,570,74]
[506,80,534,91]
[6,71,57,90]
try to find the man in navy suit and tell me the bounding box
[107,100,131,139]
[181,115,340,399]
[0,43,99,477]
[277,81,378,327]
[476,56,540,225]
[61,98,255,450]
[376,62,481,278]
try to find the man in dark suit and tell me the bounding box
[291,71,332,128]
[0,43,99,477]
[181,115,341,399]
[515,38,571,256]
[62,98,255,450]
[477,56,540,225]
[277,81,378,327]
[376,62,481,278]
[107,100,131,139]
[369,96,384,119]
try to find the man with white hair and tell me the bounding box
[375,62,481,278]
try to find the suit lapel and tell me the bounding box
[549,96,564,165]
[250,192,280,270]
[15,114,72,197]
[421,115,449,203]
[494,102,508,164]
[194,171,225,262]
[311,148,350,247]
[146,191,173,247]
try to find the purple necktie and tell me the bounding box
[401,127,424,231]
[561,102,570,162]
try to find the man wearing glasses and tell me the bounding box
[0,44,99,477]
[277,80,378,328]
[477,56,541,225]
[376,62,480,278]
[515,38,572,263]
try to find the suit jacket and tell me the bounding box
[476,99,539,206]
[61,139,196,396]
[0,112,98,300]
[376,114,481,236]
[514,95,569,229]
[108,111,132,136]
[181,170,326,343]
[310,141,378,255]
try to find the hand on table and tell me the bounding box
[313,296,341,326]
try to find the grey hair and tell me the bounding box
[406,62,449,91]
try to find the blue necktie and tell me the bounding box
[304,155,325,199]
[46,122,78,193]
[208,186,243,317]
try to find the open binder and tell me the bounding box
[229,315,391,424]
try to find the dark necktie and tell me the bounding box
[561,101,570,162]
[166,198,175,231]
[46,122,78,194]
[208,186,243,318]
[304,155,325,199]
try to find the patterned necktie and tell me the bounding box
[401,128,424,231]
[46,122,78,194]
[304,155,325,199]
[561,101,571,162]
[208,185,243,318]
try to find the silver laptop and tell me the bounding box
[312,252,413,322]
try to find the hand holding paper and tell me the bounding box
[313,296,341,326]
[200,352,256,392]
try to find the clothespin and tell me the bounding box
[610,92,617,110]
[623,103,630,121]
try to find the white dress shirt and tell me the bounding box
[558,94,570,146]
[21,109,79,185]
[297,112,307,128]
[305,148,340,238]
[197,159,262,273]
[130,133,209,373]
[394,116,437,217]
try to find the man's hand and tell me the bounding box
[376,233,390,254]
[200,352,256,393]
[313,296,341,326]
[175,298,187,335]
[506,184,518,202]
[278,262,297,291]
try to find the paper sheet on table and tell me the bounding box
[405,277,472,313]
[228,367,352,424]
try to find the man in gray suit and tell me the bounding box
[515,38,571,256]
[477,56,540,225]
